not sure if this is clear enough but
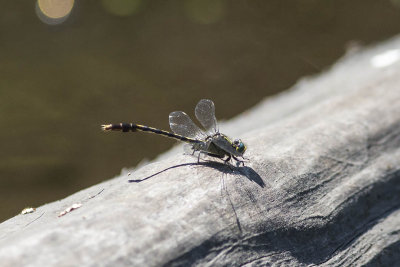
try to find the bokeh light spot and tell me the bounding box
[102,0,142,17]
[184,0,226,24]
[36,0,74,25]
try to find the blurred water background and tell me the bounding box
[1,0,400,222]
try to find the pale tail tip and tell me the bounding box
[101,124,113,131]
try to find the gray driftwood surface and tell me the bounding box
[1,37,400,267]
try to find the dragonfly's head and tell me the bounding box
[233,139,247,155]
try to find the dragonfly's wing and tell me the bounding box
[212,135,243,157]
[169,111,206,140]
[195,99,218,134]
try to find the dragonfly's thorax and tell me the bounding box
[204,133,246,158]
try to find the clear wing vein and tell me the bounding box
[169,111,206,140]
[195,99,218,135]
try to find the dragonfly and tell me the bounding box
[101,99,247,166]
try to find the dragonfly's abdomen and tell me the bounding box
[102,123,202,144]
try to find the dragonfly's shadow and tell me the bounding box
[236,166,265,188]
[128,161,265,188]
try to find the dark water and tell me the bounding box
[1,0,400,222]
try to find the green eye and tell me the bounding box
[238,142,246,153]
[238,143,245,153]
[233,139,246,154]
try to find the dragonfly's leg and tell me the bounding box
[197,152,226,165]
[197,151,213,163]
[197,151,203,163]
[232,155,245,167]
[199,153,233,170]
[241,156,250,162]
[222,155,234,171]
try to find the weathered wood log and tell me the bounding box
[1,36,400,266]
